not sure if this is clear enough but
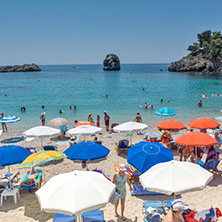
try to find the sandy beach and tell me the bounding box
[0,126,222,222]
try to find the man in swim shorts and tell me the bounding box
[104,111,110,131]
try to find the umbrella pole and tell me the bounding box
[41,138,43,150]
[43,164,46,183]
[174,193,176,200]
[195,146,198,164]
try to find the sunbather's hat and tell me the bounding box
[171,200,188,212]
[119,164,126,171]
[41,112,46,115]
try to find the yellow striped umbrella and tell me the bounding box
[18,151,67,169]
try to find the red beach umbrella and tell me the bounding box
[175,132,218,146]
[156,119,187,130]
[188,117,220,130]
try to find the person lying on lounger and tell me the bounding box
[0,171,20,190]
[21,168,39,186]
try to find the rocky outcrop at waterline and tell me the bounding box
[0,63,41,72]
[103,54,120,70]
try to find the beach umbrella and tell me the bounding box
[156,119,187,130]
[35,170,116,221]
[140,160,213,199]
[75,121,94,126]
[175,132,218,146]
[155,108,176,117]
[18,151,67,182]
[66,125,102,141]
[23,126,60,148]
[64,141,110,162]
[0,145,31,187]
[0,115,21,123]
[48,118,68,126]
[113,121,148,144]
[127,142,173,173]
[188,117,220,130]
[0,130,2,138]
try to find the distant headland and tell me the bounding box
[0,63,41,72]
[103,54,120,70]
[169,30,222,72]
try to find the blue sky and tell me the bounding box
[1,0,222,65]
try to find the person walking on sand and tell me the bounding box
[96,114,100,127]
[0,113,7,132]
[134,112,142,123]
[112,164,132,221]
[104,111,110,131]
[40,112,46,126]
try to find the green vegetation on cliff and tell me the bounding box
[187,30,222,60]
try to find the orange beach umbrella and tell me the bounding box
[188,117,220,130]
[156,119,187,130]
[175,132,218,146]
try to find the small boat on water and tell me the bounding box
[72,66,76,68]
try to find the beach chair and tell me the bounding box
[131,185,162,196]
[53,209,105,222]
[198,158,221,173]
[20,169,42,192]
[143,201,166,222]
[115,139,130,155]
[43,145,57,151]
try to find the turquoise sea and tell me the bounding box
[1,64,222,130]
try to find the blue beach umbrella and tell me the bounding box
[127,141,173,173]
[64,141,110,161]
[0,115,21,123]
[0,145,31,187]
[155,108,176,117]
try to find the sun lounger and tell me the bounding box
[115,139,131,155]
[131,185,162,196]
[20,169,42,192]
[53,209,105,222]
[43,145,57,151]
[143,201,166,222]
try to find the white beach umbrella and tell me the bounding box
[23,126,60,147]
[113,121,148,144]
[0,130,2,138]
[140,160,213,199]
[66,125,102,140]
[36,170,115,221]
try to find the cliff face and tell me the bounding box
[168,52,222,72]
[103,54,120,71]
[0,63,41,72]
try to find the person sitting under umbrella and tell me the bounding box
[164,199,188,222]
[0,171,20,190]
[21,168,39,186]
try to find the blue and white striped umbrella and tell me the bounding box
[0,115,21,123]
[155,108,176,117]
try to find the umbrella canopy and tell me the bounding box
[140,160,213,195]
[0,130,2,138]
[66,125,102,136]
[18,151,67,169]
[155,108,176,116]
[35,170,116,215]
[113,121,148,133]
[64,141,110,161]
[156,119,187,130]
[188,117,220,130]
[23,126,60,138]
[0,115,21,123]
[0,145,31,166]
[75,121,94,126]
[175,132,218,146]
[48,118,68,126]
[128,142,173,173]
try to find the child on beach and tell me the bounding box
[96,114,100,127]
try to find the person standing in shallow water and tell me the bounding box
[104,111,110,131]
[96,114,100,127]
[0,113,7,132]
[112,164,132,221]
[40,112,45,126]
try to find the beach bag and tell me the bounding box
[109,191,121,204]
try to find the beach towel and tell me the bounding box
[114,164,137,180]
[131,184,162,196]
[1,136,24,143]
